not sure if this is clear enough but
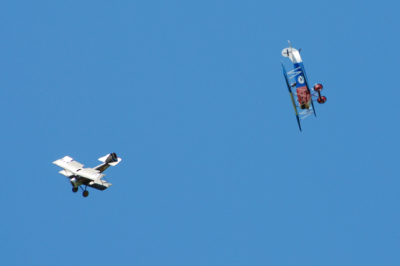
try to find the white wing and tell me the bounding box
[77,168,105,181]
[53,156,84,172]
[53,156,104,180]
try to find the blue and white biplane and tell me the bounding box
[281,41,327,131]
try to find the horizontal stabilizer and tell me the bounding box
[98,152,122,166]
[281,47,295,57]
[282,41,302,64]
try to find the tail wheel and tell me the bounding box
[83,191,89,197]
[72,187,78,193]
[317,96,327,104]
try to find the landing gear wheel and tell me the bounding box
[72,187,79,193]
[317,96,327,104]
[83,190,89,197]
[313,84,323,92]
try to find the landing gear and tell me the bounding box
[317,96,327,104]
[313,84,323,92]
[76,185,89,197]
[71,183,89,197]
[313,84,327,104]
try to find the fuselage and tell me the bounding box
[293,62,311,110]
[287,49,311,110]
[296,86,311,109]
[282,43,313,112]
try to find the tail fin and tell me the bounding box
[95,153,122,173]
[98,152,122,166]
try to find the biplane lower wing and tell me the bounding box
[59,170,112,190]
[69,175,112,190]
[282,61,302,131]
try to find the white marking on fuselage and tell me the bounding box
[287,66,302,80]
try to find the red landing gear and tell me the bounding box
[317,96,327,104]
[314,84,323,92]
[313,84,327,104]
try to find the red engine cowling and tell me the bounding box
[314,84,323,92]
[317,96,327,104]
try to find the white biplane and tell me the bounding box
[53,153,122,197]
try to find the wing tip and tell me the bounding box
[296,115,302,132]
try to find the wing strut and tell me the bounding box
[282,61,302,131]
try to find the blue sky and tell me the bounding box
[0,1,399,265]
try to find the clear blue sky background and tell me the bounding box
[0,1,399,265]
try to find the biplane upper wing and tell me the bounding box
[282,61,302,131]
[53,156,84,173]
[53,156,105,181]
